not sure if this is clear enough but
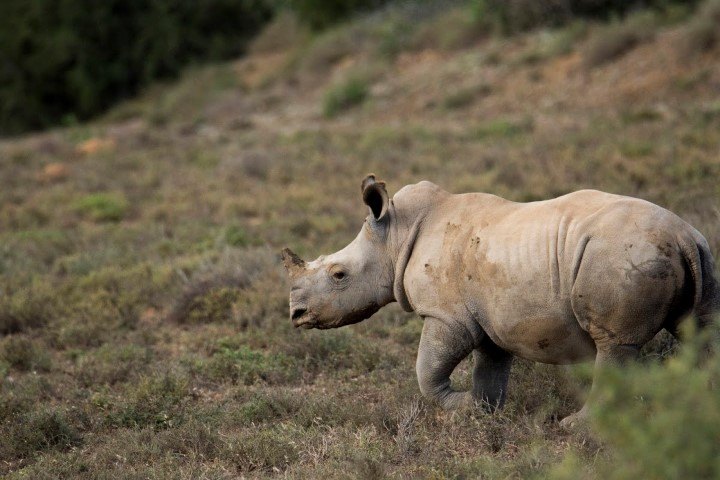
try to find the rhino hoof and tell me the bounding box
[559,411,589,431]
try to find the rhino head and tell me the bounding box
[282,174,399,329]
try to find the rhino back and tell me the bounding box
[404,189,698,363]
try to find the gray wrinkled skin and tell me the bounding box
[282,175,720,427]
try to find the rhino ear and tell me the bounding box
[361,173,389,221]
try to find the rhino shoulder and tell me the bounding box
[394,180,446,198]
[392,180,449,210]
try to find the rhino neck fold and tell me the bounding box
[393,217,423,312]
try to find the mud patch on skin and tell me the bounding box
[623,258,674,280]
[538,338,550,349]
[656,241,675,258]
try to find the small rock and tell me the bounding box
[76,137,116,155]
[37,162,69,182]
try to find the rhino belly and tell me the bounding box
[487,309,596,364]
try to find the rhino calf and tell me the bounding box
[282,175,719,427]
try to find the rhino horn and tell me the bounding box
[281,248,306,276]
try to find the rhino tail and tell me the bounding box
[679,237,720,330]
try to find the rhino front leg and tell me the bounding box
[416,317,476,409]
[472,337,513,411]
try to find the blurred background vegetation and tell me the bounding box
[1,0,719,477]
[0,0,702,135]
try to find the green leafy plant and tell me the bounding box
[72,193,129,222]
[323,75,370,117]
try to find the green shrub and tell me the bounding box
[298,25,367,74]
[185,286,240,324]
[235,391,299,423]
[480,0,577,33]
[72,193,129,222]
[479,0,699,34]
[224,224,251,247]
[323,76,370,117]
[285,329,398,374]
[0,374,54,423]
[0,336,51,372]
[77,344,153,386]
[679,0,720,56]
[473,118,534,140]
[224,426,301,472]
[442,84,492,110]
[107,373,189,429]
[287,0,390,30]
[552,325,720,479]
[589,342,720,478]
[0,408,82,460]
[204,342,299,385]
[0,281,57,335]
[516,20,588,63]
[153,419,221,460]
[0,0,274,134]
[167,248,276,324]
[583,11,659,67]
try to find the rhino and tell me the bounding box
[282,175,719,427]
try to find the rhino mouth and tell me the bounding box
[291,307,317,328]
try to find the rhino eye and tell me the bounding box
[332,271,346,281]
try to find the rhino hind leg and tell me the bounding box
[564,239,680,428]
[472,338,513,411]
[560,342,640,429]
[415,317,477,410]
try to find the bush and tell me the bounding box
[553,325,720,479]
[479,0,699,34]
[582,11,659,67]
[224,426,300,472]
[107,372,188,429]
[203,342,299,385]
[0,374,54,423]
[473,118,534,139]
[287,0,391,30]
[442,84,492,110]
[284,329,398,374]
[166,248,276,324]
[72,193,129,222]
[323,76,370,117]
[591,346,720,477]
[0,0,274,135]
[77,344,153,386]
[679,0,720,56]
[0,408,82,460]
[0,281,57,335]
[0,336,51,372]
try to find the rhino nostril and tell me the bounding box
[291,308,307,320]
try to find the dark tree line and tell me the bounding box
[0,0,273,135]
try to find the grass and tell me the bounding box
[472,118,534,139]
[1,0,720,477]
[442,83,492,109]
